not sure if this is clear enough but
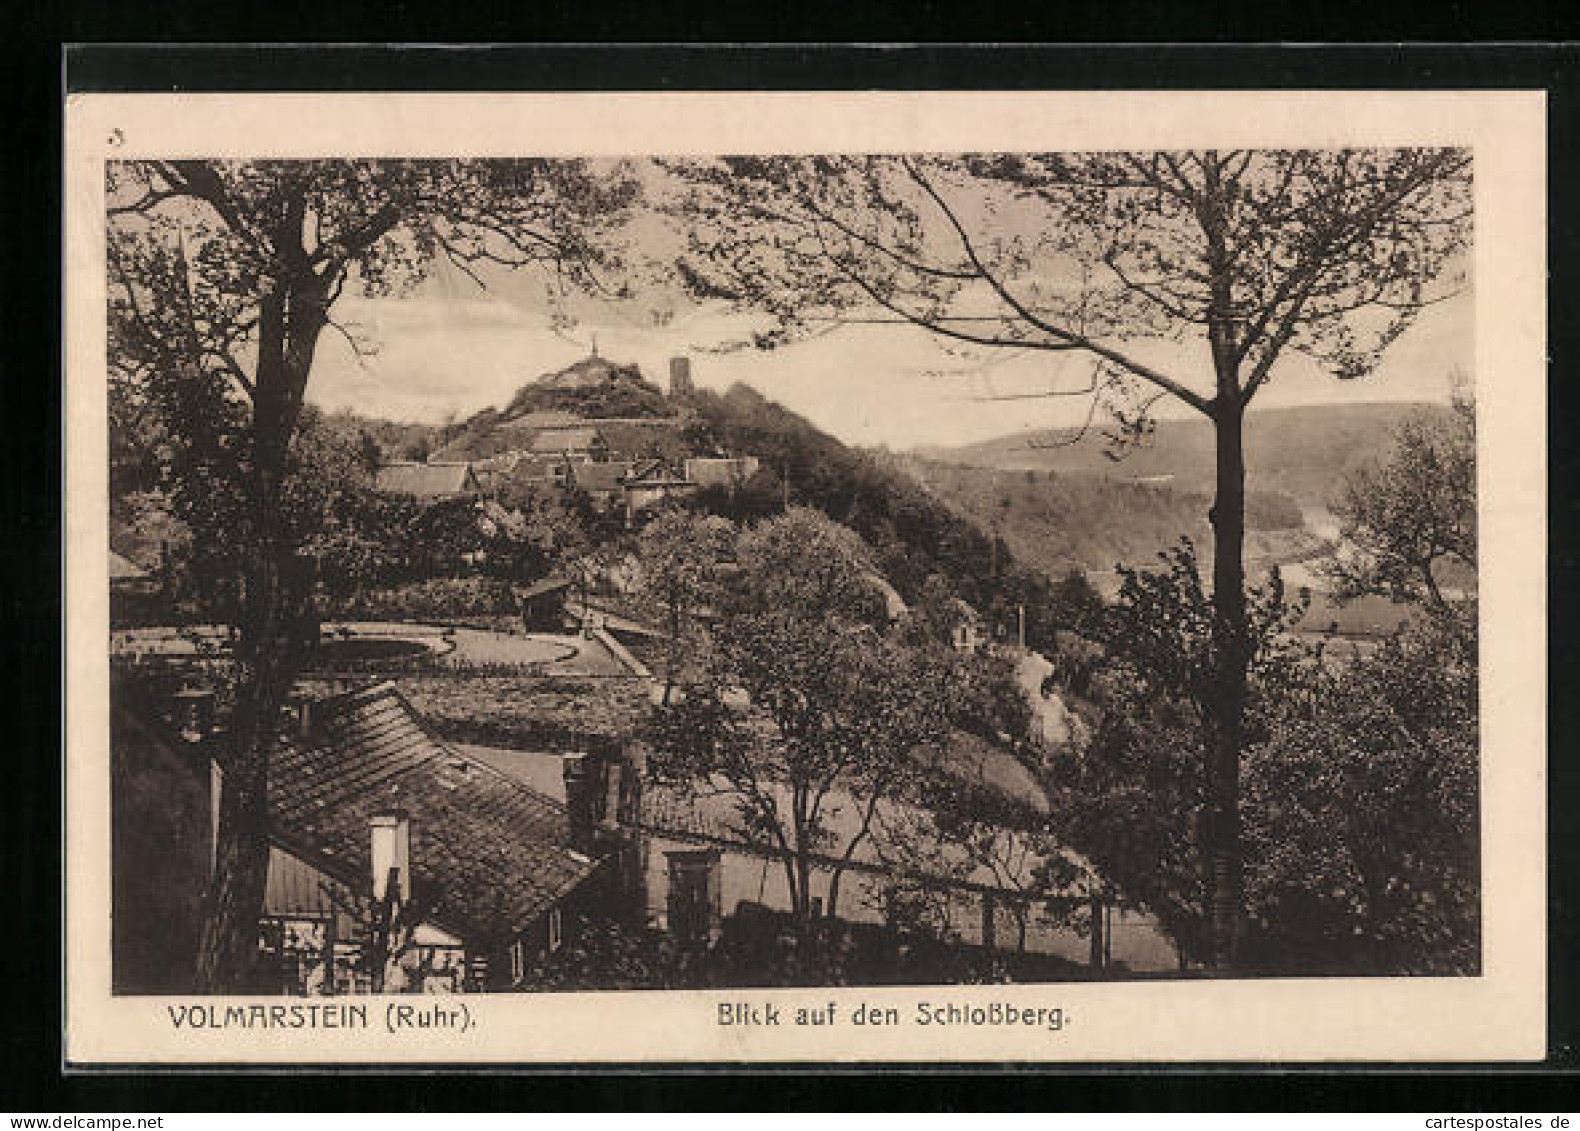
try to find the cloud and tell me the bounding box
[308,271,1473,446]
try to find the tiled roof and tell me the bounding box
[108,549,150,581]
[516,576,575,601]
[623,459,694,487]
[529,427,603,454]
[570,461,636,493]
[269,682,601,946]
[374,461,478,498]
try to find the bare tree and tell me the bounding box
[107,158,637,990]
[665,149,1472,968]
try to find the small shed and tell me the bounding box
[516,576,576,633]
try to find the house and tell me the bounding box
[108,546,164,627]
[111,679,617,994]
[683,456,761,490]
[566,459,636,510]
[528,427,609,463]
[620,459,698,522]
[375,460,482,499]
[475,452,575,494]
[561,459,698,524]
[945,598,986,654]
[459,742,1181,973]
[109,548,151,588]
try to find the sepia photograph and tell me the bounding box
[63,89,1546,1063]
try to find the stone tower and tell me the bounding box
[668,356,694,398]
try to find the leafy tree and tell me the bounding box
[1324,391,1476,634]
[647,509,958,933]
[632,510,735,704]
[667,149,1471,966]
[1234,388,1480,973]
[888,781,1086,957]
[1052,540,1314,964]
[1240,615,1479,975]
[107,158,637,989]
[1059,516,1477,971]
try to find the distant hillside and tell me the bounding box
[682,383,1082,645]
[499,354,677,421]
[429,354,684,462]
[898,459,1314,583]
[919,402,1454,514]
[350,374,1079,649]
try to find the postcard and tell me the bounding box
[63,87,1546,1064]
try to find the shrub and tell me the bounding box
[339,577,516,621]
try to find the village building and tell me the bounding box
[374,460,482,500]
[459,739,1180,974]
[948,599,987,654]
[682,455,762,490]
[111,679,615,995]
[619,459,699,521]
[108,546,165,626]
[471,451,552,491]
[109,548,151,590]
[560,459,701,524]
[528,426,610,463]
[565,459,634,510]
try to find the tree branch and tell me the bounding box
[903,158,1214,417]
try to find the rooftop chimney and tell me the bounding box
[562,752,597,853]
[369,810,411,905]
[600,759,624,833]
[172,686,216,743]
[293,696,315,737]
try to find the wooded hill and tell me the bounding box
[915,401,1456,514]
[323,376,1085,650]
[323,378,1436,644]
[896,458,1315,585]
[428,355,683,463]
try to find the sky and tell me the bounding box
[303,188,1474,451]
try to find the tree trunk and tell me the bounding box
[193,255,328,992]
[1205,399,1248,972]
[195,552,290,992]
[1089,890,1105,970]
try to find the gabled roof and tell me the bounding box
[269,682,601,945]
[570,460,636,494]
[516,576,575,601]
[623,459,694,487]
[529,427,604,454]
[374,461,479,498]
[109,549,150,582]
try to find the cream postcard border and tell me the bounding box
[63,89,1547,1064]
